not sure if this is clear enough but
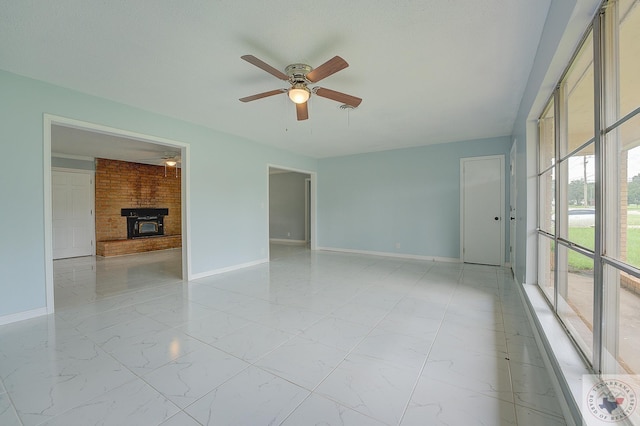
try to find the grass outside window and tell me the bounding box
[566,205,640,271]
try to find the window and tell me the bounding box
[538,99,556,303]
[564,36,595,156]
[537,0,640,375]
[617,0,640,121]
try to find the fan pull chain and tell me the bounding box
[284,93,289,132]
[308,100,312,135]
[164,163,178,178]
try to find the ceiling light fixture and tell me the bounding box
[164,158,178,178]
[288,84,310,104]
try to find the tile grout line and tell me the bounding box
[274,257,422,426]
[277,261,438,426]
[494,267,521,425]
[499,267,569,425]
[396,266,463,426]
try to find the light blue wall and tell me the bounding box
[0,70,316,318]
[511,0,601,284]
[317,137,511,260]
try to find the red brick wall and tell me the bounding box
[96,235,182,257]
[95,158,181,242]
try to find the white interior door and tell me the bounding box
[461,155,505,266]
[52,170,94,259]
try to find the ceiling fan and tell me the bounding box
[136,151,181,168]
[158,153,180,177]
[239,55,362,121]
[141,152,181,166]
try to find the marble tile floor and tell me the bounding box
[0,246,568,425]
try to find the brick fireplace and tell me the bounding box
[95,158,181,256]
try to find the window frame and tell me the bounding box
[536,0,640,374]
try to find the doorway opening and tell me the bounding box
[44,114,190,314]
[268,166,316,260]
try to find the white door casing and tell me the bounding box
[509,142,517,274]
[305,178,311,243]
[52,169,94,259]
[460,155,505,266]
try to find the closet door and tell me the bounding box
[52,170,94,259]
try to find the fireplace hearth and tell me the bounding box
[121,208,169,239]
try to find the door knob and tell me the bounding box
[510,217,515,220]
[494,217,499,221]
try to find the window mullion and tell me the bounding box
[554,88,563,312]
[601,0,621,375]
[592,8,605,374]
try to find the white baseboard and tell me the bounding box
[317,247,460,263]
[269,238,307,245]
[189,258,269,280]
[0,307,48,326]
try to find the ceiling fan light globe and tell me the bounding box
[165,160,177,167]
[288,87,310,104]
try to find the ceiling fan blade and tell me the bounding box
[314,87,362,107]
[239,89,286,102]
[241,55,289,80]
[306,56,349,83]
[296,102,309,121]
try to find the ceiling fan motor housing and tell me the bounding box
[285,63,313,83]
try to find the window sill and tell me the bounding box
[519,282,593,426]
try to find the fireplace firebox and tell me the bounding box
[121,208,169,239]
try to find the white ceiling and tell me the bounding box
[51,125,182,166]
[1,0,552,159]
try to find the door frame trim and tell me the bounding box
[459,154,506,265]
[44,114,191,314]
[304,177,311,243]
[509,141,517,274]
